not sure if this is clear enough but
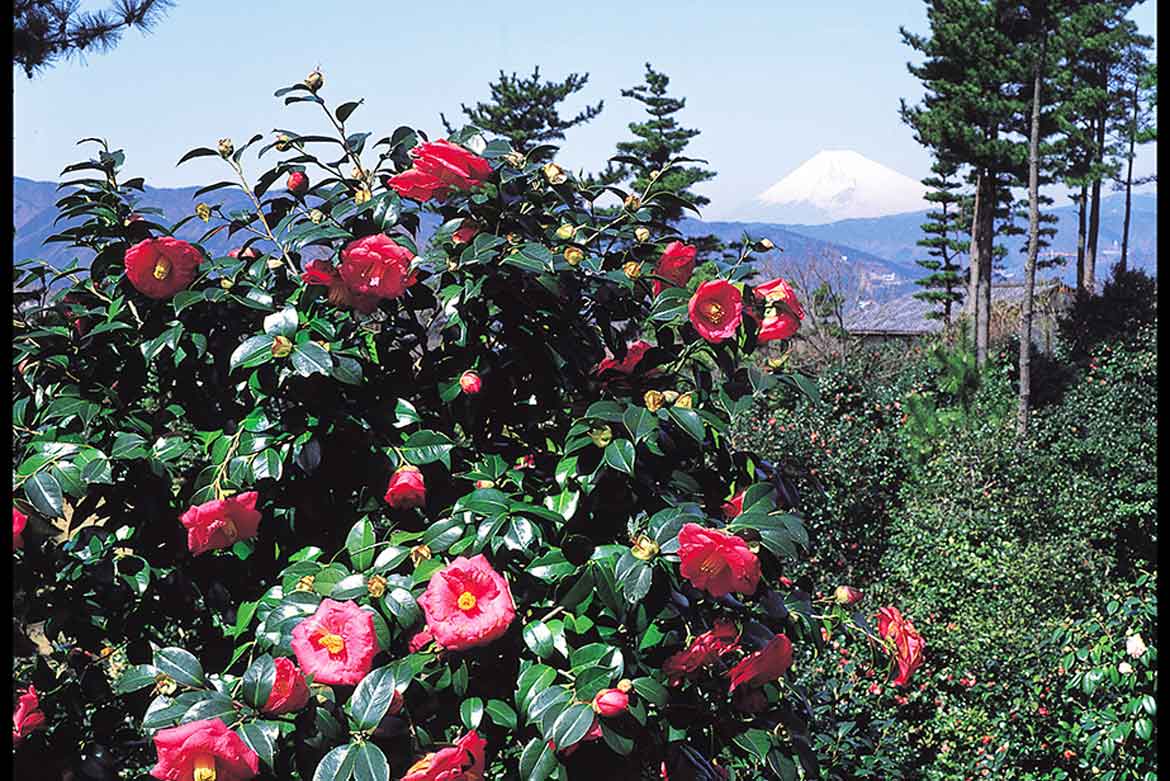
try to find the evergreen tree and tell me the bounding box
[441,66,603,152]
[13,0,174,77]
[1112,55,1157,271]
[913,158,969,327]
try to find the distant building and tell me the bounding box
[844,279,1076,351]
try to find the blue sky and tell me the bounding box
[13,0,1158,220]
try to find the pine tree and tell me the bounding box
[13,0,174,77]
[913,158,968,327]
[441,67,603,152]
[1111,54,1156,271]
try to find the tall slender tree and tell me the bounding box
[913,158,969,328]
[1112,55,1156,271]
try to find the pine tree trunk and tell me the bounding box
[1086,66,1108,292]
[967,177,983,319]
[1019,35,1045,439]
[1075,185,1087,290]
[1120,78,1139,273]
[976,173,994,368]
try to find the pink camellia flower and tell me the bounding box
[459,371,482,395]
[727,634,794,691]
[834,586,864,606]
[652,241,697,296]
[286,171,309,196]
[300,259,379,314]
[408,628,434,654]
[720,489,745,520]
[385,465,426,509]
[402,730,487,781]
[752,278,805,343]
[594,340,654,377]
[261,657,310,716]
[149,717,259,781]
[878,606,926,687]
[388,140,493,203]
[662,620,740,686]
[13,507,27,551]
[124,237,204,300]
[290,598,378,686]
[677,523,761,597]
[179,492,262,556]
[418,555,516,651]
[12,686,46,746]
[338,234,418,302]
[688,280,743,344]
[591,688,629,717]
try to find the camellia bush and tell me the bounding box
[12,71,924,781]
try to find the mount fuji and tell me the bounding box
[740,150,929,224]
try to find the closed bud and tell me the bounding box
[154,674,178,696]
[271,335,293,358]
[195,203,211,222]
[304,69,324,92]
[287,171,310,195]
[275,133,292,152]
[622,261,642,280]
[350,165,365,181]
[564,246,585,266]
[474,479,495,489]
[295,575,316,592]
[616,678,633,693]
[219,278,234,290]
[634,226,651,242]
[354,185,372,205]
[649,169,661,180]
[308,208,325,224]
[630,534,659,561]
[542,162,567,185]
[555,224,576,240]
[589,425,613,448]
[662,390,680,404]
[217,138,234,158]
[459,370,482,395]
[624,194,641,210]
[503,151,525,167]
[644,389,665,412]
[591,688,629,717]
[834,585,863,605]
[266,258,283,270]
[755,238,776,251]
[366,575,388,599]
[674,392,694,409]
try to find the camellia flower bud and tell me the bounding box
[271,336,293,358]
[295,575,316,592]
[543,162,567,185]
[623,261,642,280]
[616,679,633,693]
[555,224,576,241]
[154,673,178,697]
[674,393,694,409]
[220,278,233,289]
[275,133,292,152]
[305,69,324,92]
[460,371,482,395]
[409,544,432,567]
[834,585,864,606]
[662,390,680,404]
[591,688,629,717]
[630,534,659,561]
[267,258,283,270]
[755,238,776,251]
[503,151,525,167]
[644,390,665,412]
[624,194,641,210]
[308,208,325,224]
[563,246,584,266]
[287,171,309,196]
[634,226,651,242]
[354,185,372,205]
[366,575,388,599]
[195,203,211,222]
[649,169,661,180]
[474,479,495,489]
[589,425,613,448]
[218,138,235,158]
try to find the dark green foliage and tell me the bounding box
[13,0,174,77]
[913,158,968,324]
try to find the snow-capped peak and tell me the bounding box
[752,150,928,224]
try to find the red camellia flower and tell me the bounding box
[720,489,746,520]
[878,606,926,687]
[594,340,654,376]
[408,628,434,653]
[261,657,310,716]
[12,686,46,746]
[300,259,379,314]
[662,620,740,686]
[179,492,262,556]
[459,371,482,395]
[402,729,487,781]
[591,688,629,717]
[149,717,259,781]
[388,140,493,203]
[338,234,418,302]
[290,598,378,686]
[652,241,697,296]
[452,222,480,245]
[13,507,27,551]
[385,465,426,509]
[688,280,743,344]
[677,523,761,597]
[752,278,805,343]
[727,634,794,691]
[418,555,516,651]
[124,237,204,300]
[286,171,309,196]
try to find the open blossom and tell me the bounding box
[13,507,27,551]
[261,657,310,716]
[688,280,743,343]
[339,234,418,302]
[179,492,261,556]
[727,634,794,691]
[662,620,740,686]
[752,278,805,342]
[12,686,46,746]
[418,555,516,651]
[878,606,926,687]
[721,489,746,520]
[388,140,492,203]
[1126,633,1148,659]
[594,340,654,376]
[149,718,259,781]
[291,599,378,686]
[677,523,761,597]
[402,730,486,781]
[385,465,426,509]
[300,259,380,314]
[124,237,204,300]
[652,241,697,296]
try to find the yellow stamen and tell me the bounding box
[193,755,217,781]
[318,632,345,655]
[703,301,725,323]
[698,552,726,575]
[153,258,172,280]
[457,591,477,611]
